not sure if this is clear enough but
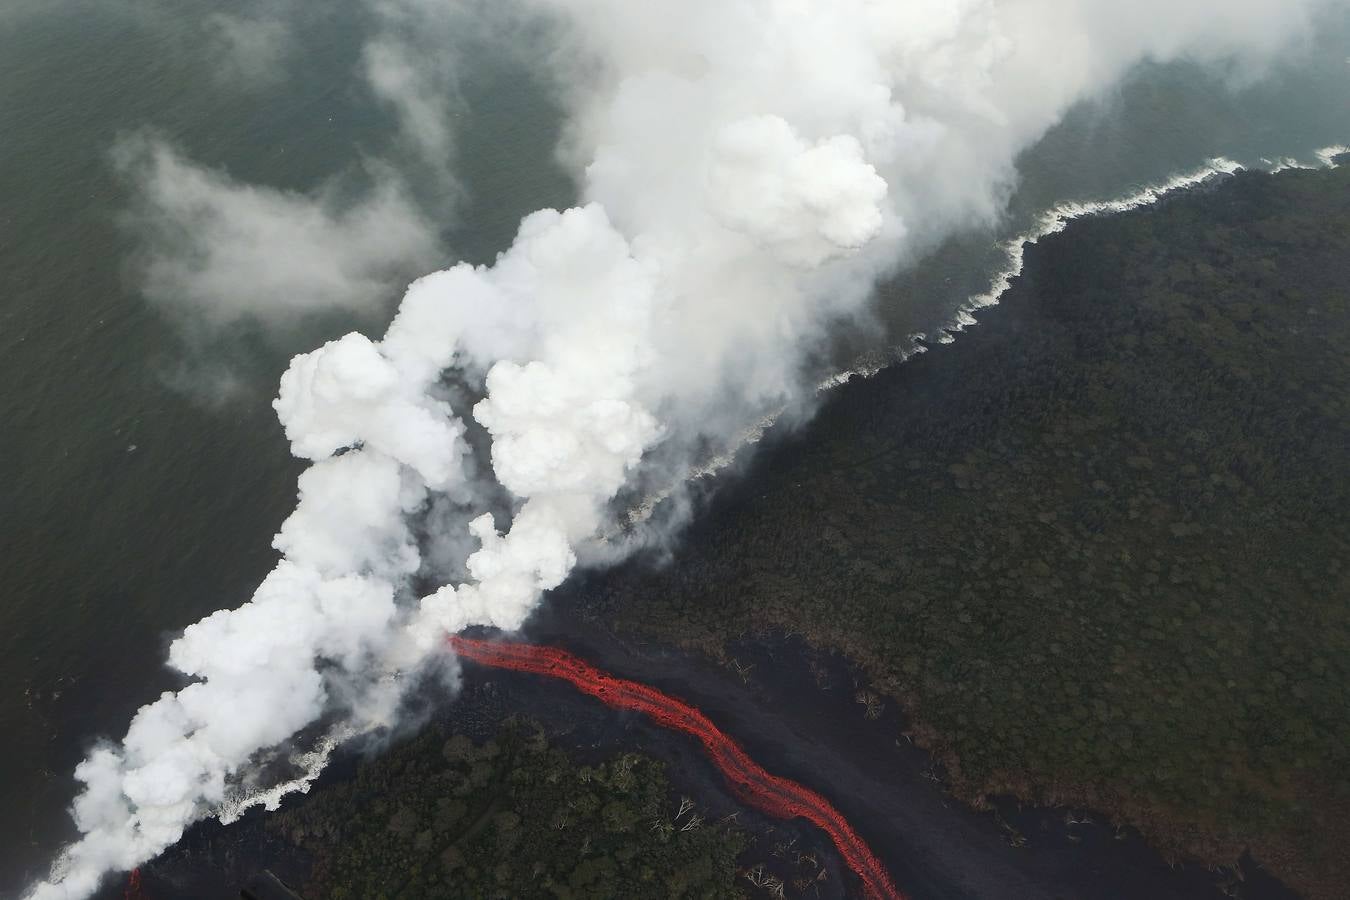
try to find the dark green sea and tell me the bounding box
[1,1,1347,892]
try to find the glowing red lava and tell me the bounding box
[122,867,142,900]
[449,635,904,900]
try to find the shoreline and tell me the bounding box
[85,148,1349,900]
[609,144,1347,535]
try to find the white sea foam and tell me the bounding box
[954,157,1244,328]
[1265,156,1314,173]
[214,726,355,824]
[1315,144,1350,167]
[947,145,1345,343]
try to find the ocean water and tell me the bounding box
[0,1,1347,893]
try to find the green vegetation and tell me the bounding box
[585,165,1350,897]
[267,720,751,899]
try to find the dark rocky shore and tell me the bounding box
[101,160,1348,899]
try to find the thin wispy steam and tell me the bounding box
[362,0,471,180]
[119,0,471,339]
[205,13,293,88]
[30,1,1343,897]
[115,136,441,328]
[364,39,459,174]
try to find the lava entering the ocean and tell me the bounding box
[449,635,904,900]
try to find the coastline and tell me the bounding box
[87,150,1350,900]
[610,144,1346,535]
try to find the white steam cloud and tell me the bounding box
[115,136,441,328]
[30,0,1340,897]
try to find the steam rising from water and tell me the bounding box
[29,1,1345,896]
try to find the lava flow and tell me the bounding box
[449,635,904,900]
[122,868,142,900]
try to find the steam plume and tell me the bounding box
[29,1,1341,896]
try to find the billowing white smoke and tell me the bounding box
[30,0,1339,896]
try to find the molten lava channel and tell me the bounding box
[449,635,904,900]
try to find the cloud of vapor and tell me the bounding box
[364,38,459,174]
[360,0,480,181]
[114,135,441,328]
[204,12,293,88]
[117,0,473,339]
[101,1,519,361]
[30,0,1342,897]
